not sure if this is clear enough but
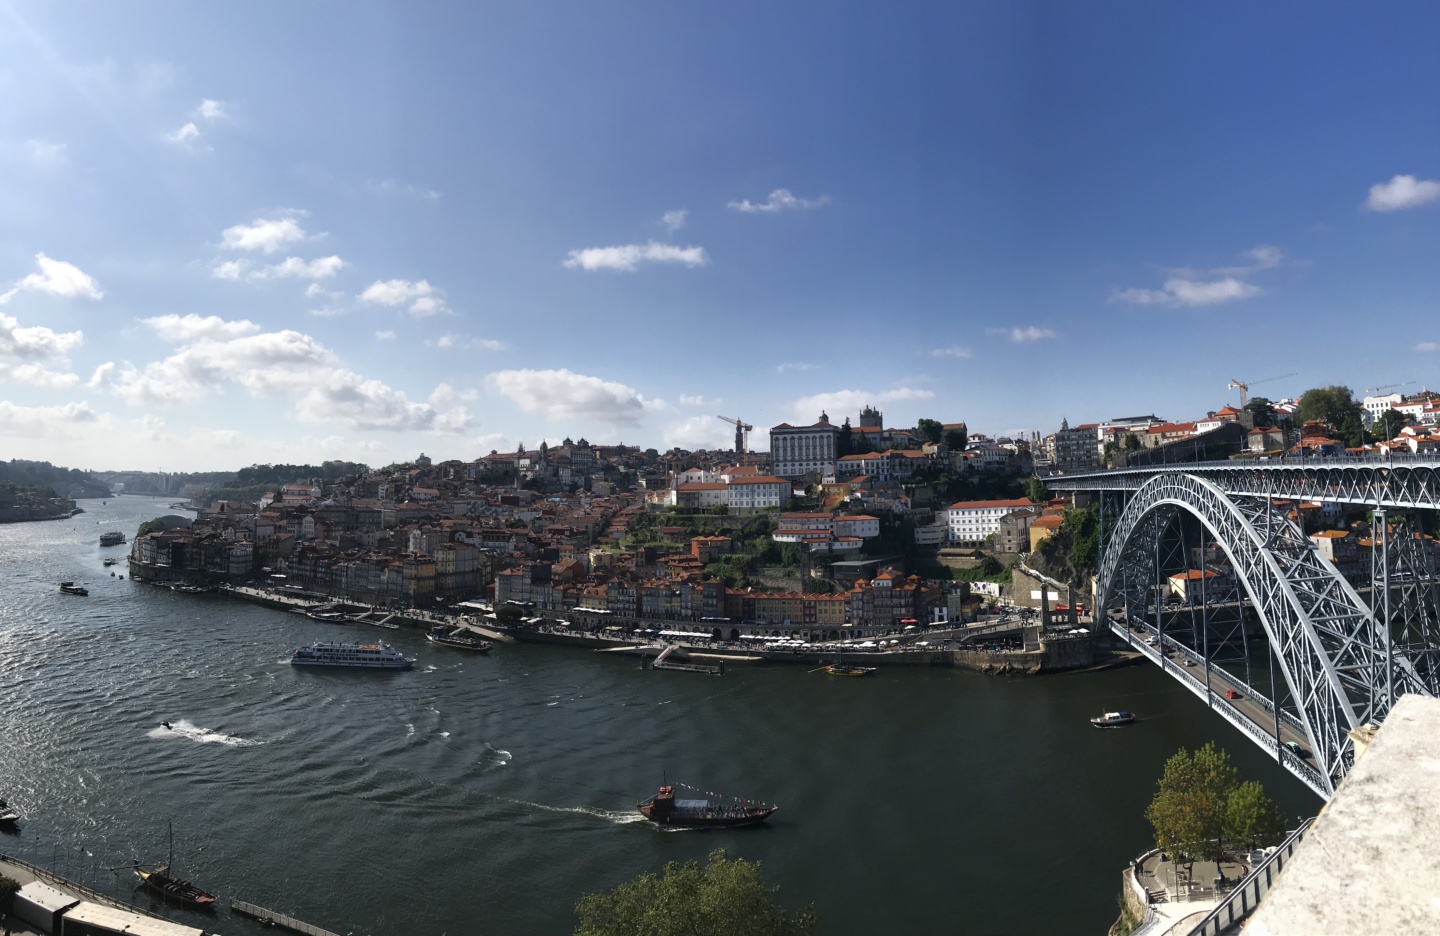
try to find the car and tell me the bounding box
[1181,658,1195,667]
[1224,689,1242,700]
[1283,741,1311,758]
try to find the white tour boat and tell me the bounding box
[289,641,414,669]
[1090,710,1136,727]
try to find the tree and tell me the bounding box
[1062,505,1099,575]
[495,604,525,624]
[943,427,967,451]
[1025,476,1047,504]
[1224,781,1286,851]
[1296,386,1363,431]
[574,849,816,936]
[1123,433,1143,453]
[916,418,944,445]
[1245,396,1278,429]
[837,418,854,457]
[1368,408,1411,443]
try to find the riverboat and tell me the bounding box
[1090,711,1136,727]
[426,626,493,652]
[289,641,414,669]
[0,797,21,827]
[100,531,127,546]
[135,822,216,909]
[637,783,777,829]
[103,557,118,566]
[824,664,876,677]
[59,581,89,596]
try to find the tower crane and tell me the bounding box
[1228,373,1296,409]
[717,415,754,454]
[1364,381,1414,396]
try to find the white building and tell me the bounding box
[727,475,789,511]
[946,497,1035,545]
[1362,393,1404,425]
[834,514,880,539]
[769,413,840,478]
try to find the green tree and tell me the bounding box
[1123,433,1144,453]
[495,604,525,624]
[575,849,816,936]
[1244,396,1278,428]
[837,419,854,456]
[1145,743,1251,874]
[1,873,21,912]
[1062,505,1099,575]
[1026,476,1047,504]
[916,418,944,445]
[1224,780,1286,851]
[1368,408,1410,443]
[943,427,967,451]
[1296,386,1363,431]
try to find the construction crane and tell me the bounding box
[1364,381,1414,396]
[717,415,754,454]
[1228,373,1297,409]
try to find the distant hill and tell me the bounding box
[0,459,111,499]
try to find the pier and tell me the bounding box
[232,899,342,936]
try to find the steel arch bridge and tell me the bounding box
[1047,460,1440,798]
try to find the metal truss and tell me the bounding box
[1049,457,1440,509]
[1373,511,1440,697]
[1095,472,1432,797]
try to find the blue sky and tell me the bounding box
[2,2,1438,471]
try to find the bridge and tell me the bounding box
[1045,457,1440,798]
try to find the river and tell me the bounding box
[0,497,1317,935]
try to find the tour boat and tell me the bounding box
[135,822,216,909]
[426,626,493,652]
[289,640,415,669]
[824,663,875,677]
[100,531,128,546]
[59,581,89,596]
[1090,711,1136,727]
[637,783,777,829]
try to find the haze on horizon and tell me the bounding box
[1,2,1438,473]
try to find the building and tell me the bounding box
[769,412,841,479]
[1053,420,1102,471]
[994,506,1039,554]
[946,497,1035,545]
[726,475,789,511]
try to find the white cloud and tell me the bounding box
[197,99,228,121]
[0,311,84,359]
[375,330,396,341]
[25,139,68,168]
[429,333,508,351]
[427,383,476,434]
[1365,174,1440,212]
[1415,342,1440,353]
[0,400,97,435]
[490,368,661,425]
[212,260,248,280]
[563,242,709,272]
[775,361,816,374]
[0,362,81,388]
[789,387,935,425]
[663,415,734,451]
[678,394,716,407]
[166,122,201,145]
[1112,276,1262,308]
[931,346,972,359]
[210,429,242,448]
[141,314,260,343]
[263,256,345,279]
[359,278,451,317]
[987,326,1056,343]
[293,370,436,431]
[727,188,831,214]
[221,216,309,253]
[662,209,688,233]
[0,253,104,305]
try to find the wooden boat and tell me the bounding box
[59,581,89,596]
[135,822,216,908]
[1090,711,1136,727]
[823,663,875,677]
[426,626,493,652]
[637,783,777,829]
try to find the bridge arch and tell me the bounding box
[1096,472,1415,796]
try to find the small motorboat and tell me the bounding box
[59,581,89,596]
[1091,711,1136,727]
[0,797,21,827]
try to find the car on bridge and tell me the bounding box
[1284,740,1312,759]
[1224,689,1242,700]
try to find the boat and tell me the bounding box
[636,783,777,829]
[59,581,89,596]
[0,797,21,827]
[289,641,415,669]
[134,822,216,909]
[1090,711,1136,727]
[100,531,127,546]
[426,626,493,652]
[823,663,876,677]
[103,557,119,566]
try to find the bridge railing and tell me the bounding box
[1041,451,1438,480]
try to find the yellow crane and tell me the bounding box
[1228,373,1296,409]
[717,415,754,454]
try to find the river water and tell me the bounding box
[0,498,1317,935]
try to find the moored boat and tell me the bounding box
[1090,710,1136,727]
[290,640,415,669]
[824,663,875,677]
[59,581,89,596]
[637,783,777,829]
[134,822,216,909]
[426,626,493,652]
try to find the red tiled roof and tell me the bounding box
[948,498,1034,510]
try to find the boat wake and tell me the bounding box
[148,719,262,747]
[504,798,644,825]
[480,743,512,767]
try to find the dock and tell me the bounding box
[232,899,342,936]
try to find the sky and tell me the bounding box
[2,2,1438,472]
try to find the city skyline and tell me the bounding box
[2,2,1438,471]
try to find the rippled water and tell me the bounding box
[0,498,1317,934]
